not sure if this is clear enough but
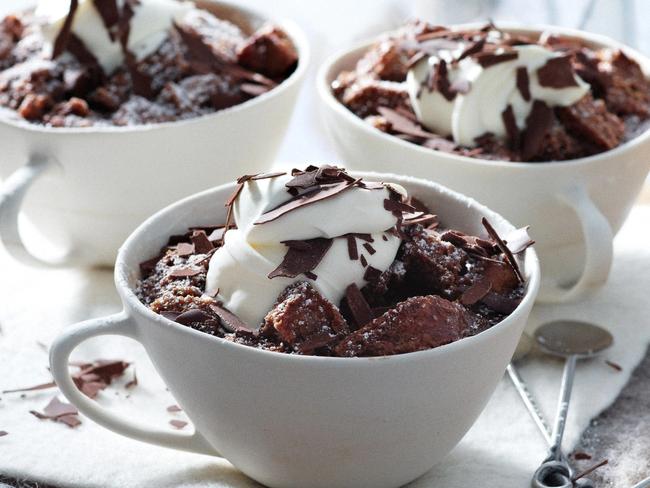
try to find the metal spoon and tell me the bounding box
[531,320,614,488]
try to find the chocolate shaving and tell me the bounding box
[474,50,518,68]
[3,381,56,394]
[125,369,138,389]
[209,304,251,332]
[429,59,456,101]
[255,180,358,225]
[168,266,202,278]
[268,238,333,279]
[174,309,214,327]
[482,217,524,283]
[573,452,593,461]
[460,279,493,305]
[505,226,535,254]
[167,404,182,412]
[52,0,79,59]
[377,106,437,139]
[175,242,195,257]
[537,55,578,88]
[346,235,358,260]
[304,271,318,280]
[169,419,188,429]
[501,104,519,149]
[521,100,554,161]
[363,266,381,282]
[458,38,486,61]
[93,0,120,39]
[384,198,416,215]
[480,292,520,314]
[30,397,81,428]
[0,431,7,437]
[285,165,353,190]
[345,283,373,328]
[66,34,105,78]
[516,67,531,101]
[360,254,368,267]
[605,360,623,372]
[191,231,214,254]
[362,242,376,255]
[572,459,608,482]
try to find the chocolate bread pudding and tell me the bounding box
[332,21,650,162]
[0,0,298,127]
[136,165,533,357]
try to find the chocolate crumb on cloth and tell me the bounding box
[136,166,530,357]
[332,20,650,162]
[0,3,298,126]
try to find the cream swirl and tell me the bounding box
[35,0,193,74]
[205,170,406,328]
[407,43,590,147]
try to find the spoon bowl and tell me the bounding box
[534,321,614,359]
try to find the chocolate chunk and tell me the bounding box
[364,266,382,282]
[209,304,251,332]
[501,104,519,148]
[261,282,349,354]
[344,283,374,328]
[269,238,333,279]
[557,93,624,150]
[516,67,531,101]
[537,56,578,88]
[521,100,555,160]
[334,295,476,357]
[360,254,368,267]
[237,25,298,78]
[363,242,376,255]
[174,308,215,327]
[474,50,518,68]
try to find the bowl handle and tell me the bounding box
[49,312,219,457]
[539,183,613,302]
[0,155,74,266]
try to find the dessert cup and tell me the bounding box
[50,172,540,488]
[0,0,309,267]
[317,23,650,302]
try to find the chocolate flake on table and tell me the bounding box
[52,0,79,58]
[347,234,359,260]
[2,381,56,394]
[502,104,519,148]
[72,359,131,399]
[30,396,81,428]
[521,100,555,161]
[605,360,623,372]
[377,106,437,139]
[482,217,524,283]
[572,459,608,482]
[504,226,535,254]
[516,67,531,101]
[167,404,182,412]
[573,452,593,460]
[269,238,333,279]
[537,55,578,89]
[474,49,518,68]
[0,431,7,437]
[169,419,187,430]
[344,283,373,328]
[209,304,251,333]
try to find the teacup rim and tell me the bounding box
[316,21,650,170]
[113,170,541,364]
[0,0,310,135]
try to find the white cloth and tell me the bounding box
[0,207,648,487]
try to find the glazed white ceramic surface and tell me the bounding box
[0,0,309,267]
[50,172,540,488]
[317,23,650,302]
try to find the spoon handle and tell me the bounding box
[506,363,552,446]
[549,354,577,460]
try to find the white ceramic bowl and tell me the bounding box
[317,23,650,303]
[0,0,309,267]
[50,172,540,488]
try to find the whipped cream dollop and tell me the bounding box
[407,40,589,147]
[205,169,406,328]
[35,0,192,74]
